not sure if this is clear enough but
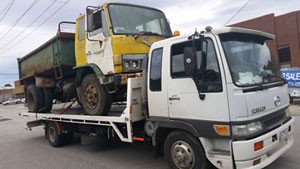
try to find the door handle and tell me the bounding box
[169,95,180,101]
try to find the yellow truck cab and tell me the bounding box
[74,3,173,115]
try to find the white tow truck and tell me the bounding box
[21,27,294,169]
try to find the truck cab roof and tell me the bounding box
[210,27,275,39]
[151,26,275,49]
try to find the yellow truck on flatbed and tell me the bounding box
[18,2,173,115]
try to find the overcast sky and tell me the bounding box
[0,0,299,87]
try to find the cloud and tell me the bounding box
[0,58,18,87]
[160,0,246,34]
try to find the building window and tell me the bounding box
[278,46,291,68]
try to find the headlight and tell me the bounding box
[232,121,263,136]
[124,61,130,69]
[122,54,146,72]
[132,61,138,68]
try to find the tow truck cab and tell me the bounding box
[147,27,294,169]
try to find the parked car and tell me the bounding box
[2,98,21,105]
[21,98,26,103]
[22,98,28,107]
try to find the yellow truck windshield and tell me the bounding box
[108,4,172,37]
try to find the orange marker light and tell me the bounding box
[173,30,180,36]
[214,125,230,136]
[254,141,264,151]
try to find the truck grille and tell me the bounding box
[263,110,286,130]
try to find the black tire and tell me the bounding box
[164,131,207,169]
[80,74,112,115]
[26,85,43,112]
[40,88,53,113]
[46,122,64,147]
[76,95,82,106]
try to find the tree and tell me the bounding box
[4,84,12,87]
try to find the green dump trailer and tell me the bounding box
[18,22,77,113]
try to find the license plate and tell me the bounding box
[279,128,289,142]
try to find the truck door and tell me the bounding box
[86,8,114,74]
[167,38,230,121]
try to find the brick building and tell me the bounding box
[0,80,25,102]
[13,80,24,99]
[0,88,14,102]
[232,10,300,68]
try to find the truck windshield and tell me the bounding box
[108,4,172,37]
[220,33,283,87]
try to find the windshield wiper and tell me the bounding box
[260,70,286,83]
[133,31,167,40]
[270,74,287,84]
[139,31,167,37]
[255,71,286,91]
[243,71,285,93]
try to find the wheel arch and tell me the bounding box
[152,119,202,155]
[74,63,106,87]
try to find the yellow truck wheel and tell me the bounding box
[26,84,43,112]
[40,88,53,113]
[80,74,112,115]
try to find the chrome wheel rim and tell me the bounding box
[48,127,56,143]
[171,141,195,169]
[84,84,99,110]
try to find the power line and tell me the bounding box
[0,0,13,17]
[0,0,70,55]
[0,0,15,23]
[224,0,252,26]
[0,73,18,75]
[0,0,57,50]
[0,0,39,40]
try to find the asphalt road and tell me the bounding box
[0,103,299,169]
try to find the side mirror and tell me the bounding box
[86,8,94,32]
[183,47,197,77]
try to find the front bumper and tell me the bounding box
[232,117,294,169]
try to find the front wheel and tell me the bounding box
[164,131,207,169]
[80,74,112,115]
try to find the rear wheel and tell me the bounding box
[164,131,207,169]
[26,84,43,112]
[80,74,112,115]
[46,122,63,147]
[40,87,53,113]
